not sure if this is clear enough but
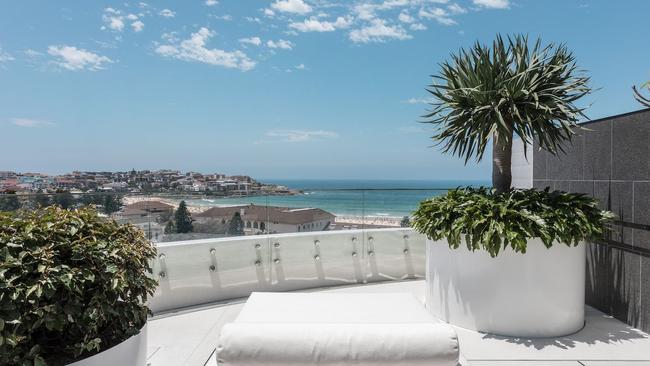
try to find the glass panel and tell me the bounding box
[268,231,364,291]
[151,237,271,313]
[363,228,425,282]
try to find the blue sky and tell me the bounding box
[0,0,648,180]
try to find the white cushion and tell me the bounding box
[217,292,459,366]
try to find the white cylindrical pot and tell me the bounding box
[426,238,585,337]
[68,324,147,366]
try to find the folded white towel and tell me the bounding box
[217,292,459,366]
[217,323,458,366]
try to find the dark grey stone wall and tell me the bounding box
[533,108,650,332]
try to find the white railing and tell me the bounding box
[150,228,426,313]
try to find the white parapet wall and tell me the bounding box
[150,228,426,313]
[511,136,533,189]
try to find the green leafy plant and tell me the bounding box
[0,206,158,366]
[423,34,590,193]
[412,187,614,257]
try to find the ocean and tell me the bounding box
[185,179,489,218]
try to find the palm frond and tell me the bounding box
[633,83,650,107]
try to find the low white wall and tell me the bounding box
[426,238,585,337]
[150,228,426,313]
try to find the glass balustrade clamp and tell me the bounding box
[254,260,262,266]
[273,258,280,264]
[210,248,216,255]
[159,271,166,278]
[209,265,216,272]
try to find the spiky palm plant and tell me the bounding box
[633,81,650,107]
[424,34,591,193]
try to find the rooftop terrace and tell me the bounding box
[142,228,650,366]
[148,279,650,366]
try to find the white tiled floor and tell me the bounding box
[147,280,650,366]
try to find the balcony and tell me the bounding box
[2,189,650,365]
[144,228,650,366]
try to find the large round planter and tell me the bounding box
[425,238,585,337]
[67,324,148,366]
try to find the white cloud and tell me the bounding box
[239,37,262,46]
[398,11,415,23]
[354,3,377,21]
[9,118,54,128]
[126,13,139,20]
[271,0,312,15]
[472,0,510,9]
[264,8,275,17]
[131,20,145,32]
[159,9,176,18]
[47,45,113,71]
[410,23,427,30]
[349,19,411,43]
[289,16,351,32]
[211,14,232,21]
[404,97,434,104]
[155,27,256,71]
[295,63,306,70]
[447,3,467,14]
[24,49,41,58]
[106,16,125,31]
[0,47,14,62]
[263,130,338,142]
[102,8,125,31]
[245,16,262,23]
[266,39,294,50]
[419,7,456,25]
[205,0,218,6]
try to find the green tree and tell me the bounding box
[400,216,411,228]
[103,194,122,214]
[79,192,103,206]
[54,190,75,209]
[174,200,193,233]
[0,191,21,211]
[32,192,51,208]
[633,81,650,107]
[424,34,590,193]
[164,220,175,234]
[228,212,245,236]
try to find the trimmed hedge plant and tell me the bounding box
[0,207,158,366]
[412,187,614,257]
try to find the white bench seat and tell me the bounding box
[217,292,459,366]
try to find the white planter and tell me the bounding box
[67,324,147,366]
[426,238,585,337]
